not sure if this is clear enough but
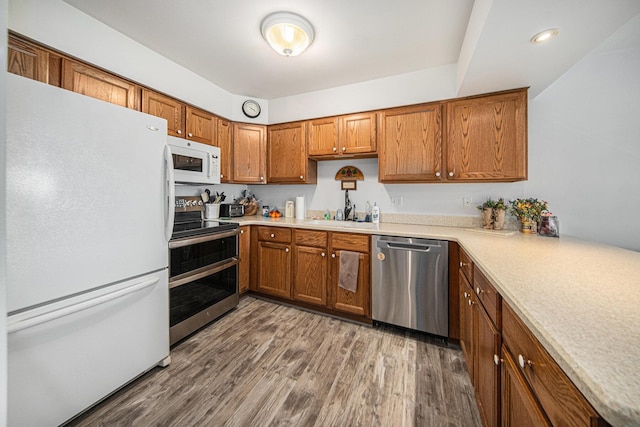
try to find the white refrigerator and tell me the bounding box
[6,73,174,426]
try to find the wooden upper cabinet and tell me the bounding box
[232,123,267,184]
[8,35,50,83]
[268,121,317,184]
[61,59,140,110]
[339,112,376,155]
[446,89,527,182]
[307,113,377,158]
[307,117,339,156]
[141,89,185,137]
[216,117,232,182]
[186,106,216,145]
[378,104,443,182]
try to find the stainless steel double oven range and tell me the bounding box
[169,204,239,345]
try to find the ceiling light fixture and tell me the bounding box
[261,11,315,57]
[530,28,559,44]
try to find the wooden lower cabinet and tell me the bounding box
[459,271,475,380]
[256,241,291,298]
[501,347,550,427]
[476,300,501,427]
[328,233,371,317]
[238,226,251,294]
[293,230,328,306]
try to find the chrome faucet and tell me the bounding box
[344,189,352,221]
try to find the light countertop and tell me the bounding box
[230,216,640,426]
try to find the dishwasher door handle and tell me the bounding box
[382,242,435,252]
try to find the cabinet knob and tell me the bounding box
[177,130,182,135]
[463,291,468,299]
[300,175,304,180]
[333,147,337,152]
[494,354,503,366]
[270,233,275,238]
[260,176,264,181]
[240,230,244,234]
[321,252,326,257]
[476,287,483,295]
[518,354,533,368]
[220,174,224,178]
[342,147,346,152]
[436,172,441,177]
[459,261,467,268]
[188,132,193,137]
[331,253,336,258]
[285,248,289,253]
[449,172,454,177]
[468,299,474,306]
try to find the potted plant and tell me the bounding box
[477,198,507,230]
[508,198,548,233]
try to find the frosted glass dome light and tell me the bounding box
[261,12,315,57]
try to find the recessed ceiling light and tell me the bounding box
[530,28,559,44]
[261,12,315,57]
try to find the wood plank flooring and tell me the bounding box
[67,297,481,427]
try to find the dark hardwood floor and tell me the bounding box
[68,297,481,426]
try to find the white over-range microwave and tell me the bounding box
[168,136,220,185]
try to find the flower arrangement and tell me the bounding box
[508,198,548,222]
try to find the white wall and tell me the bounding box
[525,13,640,251]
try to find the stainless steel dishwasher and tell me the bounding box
[372,235,449,337]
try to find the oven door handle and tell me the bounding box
[165,145,176,243]
[169,228,240,249]
[169,258,238,289]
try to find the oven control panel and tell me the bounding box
[175,196,204,212]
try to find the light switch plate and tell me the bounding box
[391,196,403,207]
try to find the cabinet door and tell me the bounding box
[339,112,376,155]
[238,226,251,294]
[378,104,443,182]
[446,89,527,182]
[61,59,140,110]
[216,117,232,183]
[232,123,267,183]
[257,241,291,299]
[186,106,216,145]
[268,122,309,183]
[501,348,551,427]
[307,117,339,156]
[459,271,475,381]
[476,305,502,427]
[293,245,328,306]
[329,250,370,317]
[7,35,50,83]
[141,89,185,137]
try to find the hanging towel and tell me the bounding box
[338,250,360,293]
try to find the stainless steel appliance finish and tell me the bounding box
[169,211,239,345]
[372,235,449,337]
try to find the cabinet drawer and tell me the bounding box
[330,232,369,252]
[459,247,473,283]
[295,229,327,247]
[257,227,292,243]
[502,302,601,427]
[473,266,500,328]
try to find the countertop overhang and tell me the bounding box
[232,216,640,426]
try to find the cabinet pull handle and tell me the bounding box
[518,354,533,368]
[177,130,182,135]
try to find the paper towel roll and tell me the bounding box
[295,196,306,220]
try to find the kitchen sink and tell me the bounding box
[307,220,378,229]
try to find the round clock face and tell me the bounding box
[242,100,261,118]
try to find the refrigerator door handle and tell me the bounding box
[7,277,160,334]
[165,145,175,242]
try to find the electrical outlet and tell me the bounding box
[463,196,472,208]
[391,196,403,207]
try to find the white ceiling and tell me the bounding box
[63,0,640,100]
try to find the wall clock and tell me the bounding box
[242,99,261,118]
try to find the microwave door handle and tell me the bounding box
[165,145,175,242]
[208,153,218,178]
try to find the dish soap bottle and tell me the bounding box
[371,202,380,224]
